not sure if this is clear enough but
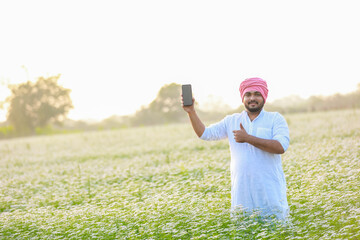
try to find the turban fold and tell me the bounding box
[239,77,268,103]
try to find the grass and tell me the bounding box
[0,109,359,239]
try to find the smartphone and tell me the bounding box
[182,84,193,106]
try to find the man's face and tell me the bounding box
[243,91,264,113]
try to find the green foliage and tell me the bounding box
[0,109,359,239]
[5,75,73,135]
[35,125,81,136]
[0,125,15,138]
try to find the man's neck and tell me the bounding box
[246,110,261,121]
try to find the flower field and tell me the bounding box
[0,109,359,239]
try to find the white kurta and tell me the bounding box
[200,110,290,219]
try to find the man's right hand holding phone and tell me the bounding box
[181,95,196,113]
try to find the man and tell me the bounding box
[181,77,290,220]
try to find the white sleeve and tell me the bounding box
[200,117,228,141]
[272,113,290,151]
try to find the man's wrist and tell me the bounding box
[245,134,254,144]
[187,109,196,115]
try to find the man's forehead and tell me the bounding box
[245,91,261,94]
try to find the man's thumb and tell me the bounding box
[240,123,244,130]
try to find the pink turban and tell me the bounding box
[239,77,269,103]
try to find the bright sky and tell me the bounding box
[1,0,359,121]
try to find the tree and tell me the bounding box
[133,83,185,125]
[6,75,73,135]
[148,83,183,121]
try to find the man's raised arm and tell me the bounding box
[181,96,205,138]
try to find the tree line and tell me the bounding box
[1,75,359,139]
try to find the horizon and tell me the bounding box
[1,79,358,124]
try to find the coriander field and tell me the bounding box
[1,109,359,239]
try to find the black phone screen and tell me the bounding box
[182,84,193,106]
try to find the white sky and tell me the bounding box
[1,0,359,121]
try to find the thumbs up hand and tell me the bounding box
[233,123,249,143]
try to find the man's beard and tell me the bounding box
[244,101,264,113]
